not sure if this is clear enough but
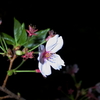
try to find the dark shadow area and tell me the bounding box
[0,1,100,100]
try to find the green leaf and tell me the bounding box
[17,23,27,46]
[14,18,21,43]
[7,70,14,76]
[1,33,15,45]
[14,18,27,46]
[24,28,50,48]
[35,28,50,37]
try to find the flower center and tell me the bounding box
[44,52,51,59]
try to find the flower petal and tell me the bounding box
[95,82,100,93]
[48,54,65,70]
[46,34,59,51]
[38,60,51,77]
[38,45,45,64]
[49,61,62,70]
[51,36,64,53]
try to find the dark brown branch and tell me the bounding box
[0,86,26,100]
[0,95,12,100]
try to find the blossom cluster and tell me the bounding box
[0,18,65,78]
[57,64,100,100]
[25,25,65,77]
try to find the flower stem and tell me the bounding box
[33,52,39,54]
[15,70,36,73]
[0,52,5,54]
[80,95,88,100]
[14,60,26,70]
[75,90,80,100]
[0,46,6,53]
[2,38,8,51]
[71,75,77,84]
[28,40,46,52]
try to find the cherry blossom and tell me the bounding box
[38,34,65,77]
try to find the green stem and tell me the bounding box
[33,52,39,54]
[0,52,5,54]
[15,70,36,73]
[0,46,6,53]
[2,38,8,51]
[0,38,5,50]
[28,40,46,52]
[71,75,77,84]
[80,95,88,100]
[60,90,74,100]
[14,60,26,70]
[70,95,75,100]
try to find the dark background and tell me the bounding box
[0,1,100,100]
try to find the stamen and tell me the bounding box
[43,52,51,59]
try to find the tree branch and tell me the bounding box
[2,54,17,88]
[0,86,26,100]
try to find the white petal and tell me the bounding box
[52,54,65,66]
[38,45,45,64]
[51,36,64,53]
[48,54,65,69]
[38,60,51,77]
[37,53,40,61]
[37,45,44,61]
[49,61,62,70]
[46,34,59,51]
[38,62,47,77]
[38,62,42,72]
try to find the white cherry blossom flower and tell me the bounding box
[38,34,65,77]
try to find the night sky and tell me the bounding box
[0,1,100,100]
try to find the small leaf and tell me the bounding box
[7,70,14,76]
[14,18,27,46]
[24,28,50,48]
[17,23,27,46]
[1,33,15,45]
[14,18,21,43]
[75,80,82,89]
[35,28,50,39]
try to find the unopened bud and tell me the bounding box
[81,89,86,95]
[7,70,13,76]
[35,69,40,73]
[15,50,23,56]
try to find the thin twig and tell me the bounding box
[0,86,26,100]
[75,90,80,100]
[2,54,17,88]
[0,95,12,100]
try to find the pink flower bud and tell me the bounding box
[66,64,79,75]
[68,89,74,94]
[35,69,40,73]
[26,25,38,36]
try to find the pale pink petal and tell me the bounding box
[48,61,62,70]
[50,54,65,66]
[38,60,51,77]
[50,36,64,53]
[38,45,45,63]
[48,54,65,70]
[46,34,59,51]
